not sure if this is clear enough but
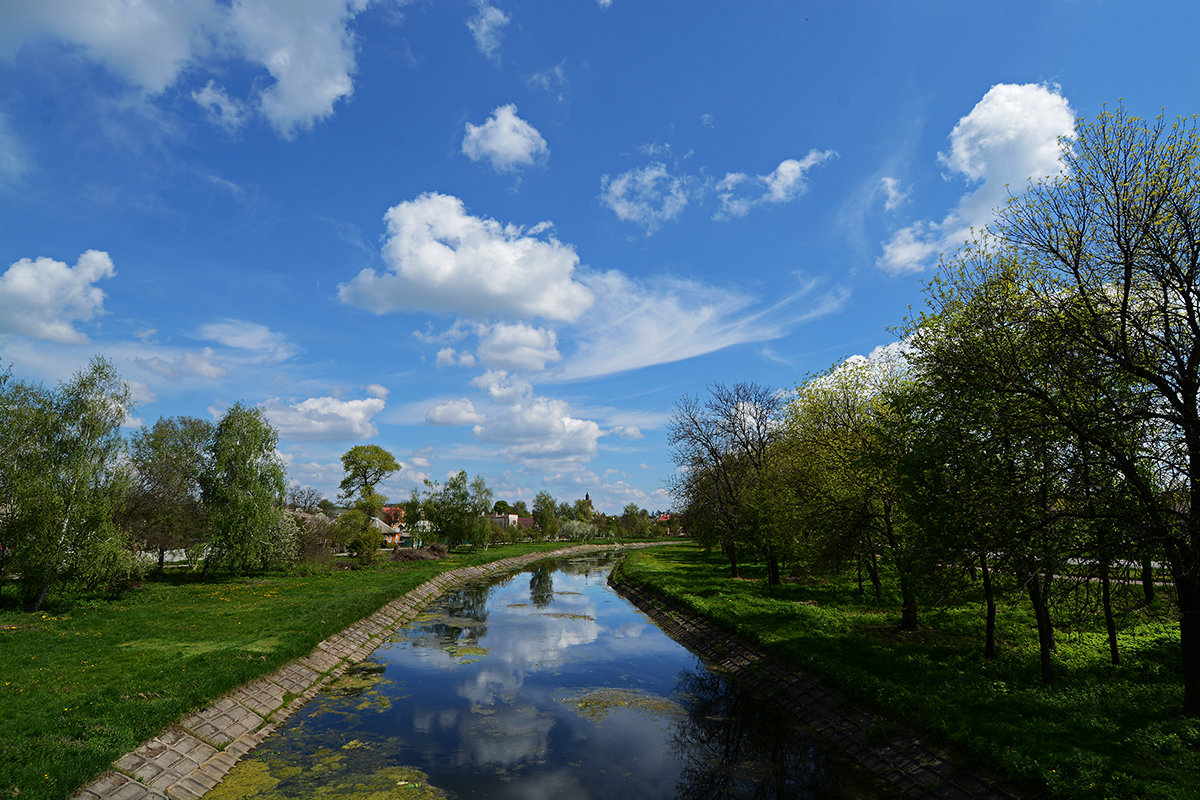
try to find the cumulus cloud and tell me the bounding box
[878,83,1075,274]
[0,0,373,138]
[191,80,248,132]
[338,192,594,322]
[471,370,532,402]
[196,318,295,360]
[473,396,603,464]
[462,104,549,172]
[599,163,688,233]
[261,394,386,441]
[467,1,508,60]
[137,347,227,379]
[426,398,485,425]
[714,150,838,220]
[366,383,389,398]
[476,322,560,371]
[228,0,371,138]
[0,250,115,343]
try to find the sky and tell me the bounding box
[1,1,1198,514]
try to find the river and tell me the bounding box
[206,553,895,799]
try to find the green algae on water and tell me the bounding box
[559,687,685,722]
[206,755,446,800]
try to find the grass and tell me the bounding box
[614,543,1200,800]
[0,541,600,800]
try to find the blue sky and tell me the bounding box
[1,1,1197,513]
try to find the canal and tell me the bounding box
[207,553,895,799]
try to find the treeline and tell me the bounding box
[0,361,668,610]
[0,359,293,611]
[671,107,1200,716]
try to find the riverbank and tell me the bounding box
[611,543,1198,800]
[0,541,664,800]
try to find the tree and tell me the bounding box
[337,444,399,564]
[423,471,491,548]
[668,382,783,583]
[532,491,559,540]
[287,485,323,513]
[1,358,135,610]
[199,402,288,575]
[980,106,1200,710]
[125,415,214,579]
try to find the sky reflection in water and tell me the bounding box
[246,555,892,799]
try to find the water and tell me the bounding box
[210,555,895,799]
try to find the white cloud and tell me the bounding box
[462,104,549,173]
[471,370,532,402]
[191,80,248,132]
[228,0,371,138]
[0,113,27,187]
[473,396,603,464]
[0,250,115,343]
[557,273,848,380]
[196,318,295,360]
[612,426,643,440]
[878,83,1075,274]
[338,192,594,322]
[426,398,485,426]
[880,176,908,211]
[366,383,389,398]
[527,62,568,103]
[476,323,560,371]
[467,1,508,60]
[0,0,373,138]
[261,394,386,441]
[599,163,688,233]
[137,346,228,379]
[714,150,838,220]
[0,0,219,93]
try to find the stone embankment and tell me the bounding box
[610,574,1035,800]
[72,543,661,800]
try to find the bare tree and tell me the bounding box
[668,382,784,584]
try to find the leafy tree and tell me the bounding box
[337,444,399,564]
[423,471,492,548]
[492,500,512,515]
[511,500,529,515]
[125,415,213,579]
[532,491,559,540]
[198,402,287,575]
[1,357,135,610]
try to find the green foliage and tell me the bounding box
[617,544,1199,800]
[532,491,558,539]
[0,357,135,611]
[198,402,288,574]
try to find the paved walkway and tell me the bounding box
[70,544,655,800]
[611,577,1034,800]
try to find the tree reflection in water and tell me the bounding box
[529,565,554,608]
[672,666,852,799]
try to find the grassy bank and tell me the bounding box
[0,542,597,800]
[614,543,1198,800]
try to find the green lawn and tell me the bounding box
[614,543,1199,800]
[0,542,588,800]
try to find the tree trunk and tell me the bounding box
[1169,545,1200,716]
[883,501,916,630]
[856,560,864,595]
[156,547,166,581]
[766,550,780,589]
[31,566,56,613]
[1028,574,1055,683]
[980,552,996,661]
[1141,556,1156,605]
[865,547,883,603]
[725,539,739,579]
[1100,559,1120,666]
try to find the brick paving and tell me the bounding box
[70,544,655,800]
[610,577,1035,800]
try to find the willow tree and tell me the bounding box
[198,402,287,575]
